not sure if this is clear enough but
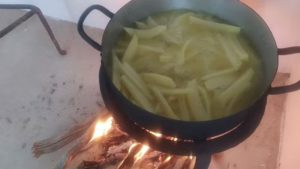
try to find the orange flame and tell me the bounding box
[134,145,150,160]
[164,155,172,162]
[90,117,113,141]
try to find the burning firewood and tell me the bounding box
[32,115,97,158]
[32,109,197,169]
[117,143,145,169]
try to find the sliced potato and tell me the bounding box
[121,63,153,100]
[138,44,164,54]
[186,80,210,121]
[157,87,192,95]
[226,81,251,114]
[151,86,179,119]
[113,11,262,121]
[146,16,158,27]
[141,73,176,88]
[201,68,236,81]
[124,25,167,39]
[122,35,138,62]
[136,21,148,29]
[198,86,211,114]
[177,96,190,121]
[121,75,153,112]
[170,12,195,27]
[216,33,242,70]
[189,16,241,34]
[112,53,121,89]
[218,68,254,104]
[229,35,249,61]
[162,31,181,45]
[159,53,173,63]
[176,39,193,65]
[204,73,237,91]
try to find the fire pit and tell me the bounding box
[31,72,289,169]
[32,86,265,169]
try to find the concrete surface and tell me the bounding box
[241,1,300,169]
[0,10,104,169]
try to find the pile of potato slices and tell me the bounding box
[112,11,263,121]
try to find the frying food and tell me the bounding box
[112,11,263,121]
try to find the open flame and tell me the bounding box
[90,117,113,141]
[134,144,150,160]
[164,155,172,162]
[86,115,196,169]
[34,111,198,169]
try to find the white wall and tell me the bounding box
[0,0,130,29]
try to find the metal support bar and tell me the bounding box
[0,10,34,38]
[0,4,66,55]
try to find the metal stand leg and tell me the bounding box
[0,4,66,55]
[194,154,212,169]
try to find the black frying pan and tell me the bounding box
[77,0,300,140]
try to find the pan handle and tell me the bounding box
[77,5,114,51]
[269,46,300,95]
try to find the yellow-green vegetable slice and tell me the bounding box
[229,35,249,61]
[201,68,236,81]
[178,96,190,121]
[112,53,121,89]
[226,81,251,114]
[146,16,158,27]
[159,54,173,63]
[121,75,153,112]
[141,73,176,88]
[136,21,148,29]
[198,86,211,114]
[124,25,167,39]
[151,86,179,119]
[122,35,138,62]
[121,63,153,100]
[176,39,193,65]
[204,73,237,91]
[216,34,242,70]
[186,80,210,121]
[219,68,254,104]
[138,44,165,54]
[157,87,192,95]
[189,16,241,34]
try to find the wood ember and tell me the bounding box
[77,152,127,169]
[77,161,101,169]
[181,157,196,169]
[157,156,175,169]
[32,115,97,158]
[173,157,188,169]
[186,157,196,169]
[130,151,163,169]
[76,128,195,169]
[32,109,196,169]
[117,144,144,169]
